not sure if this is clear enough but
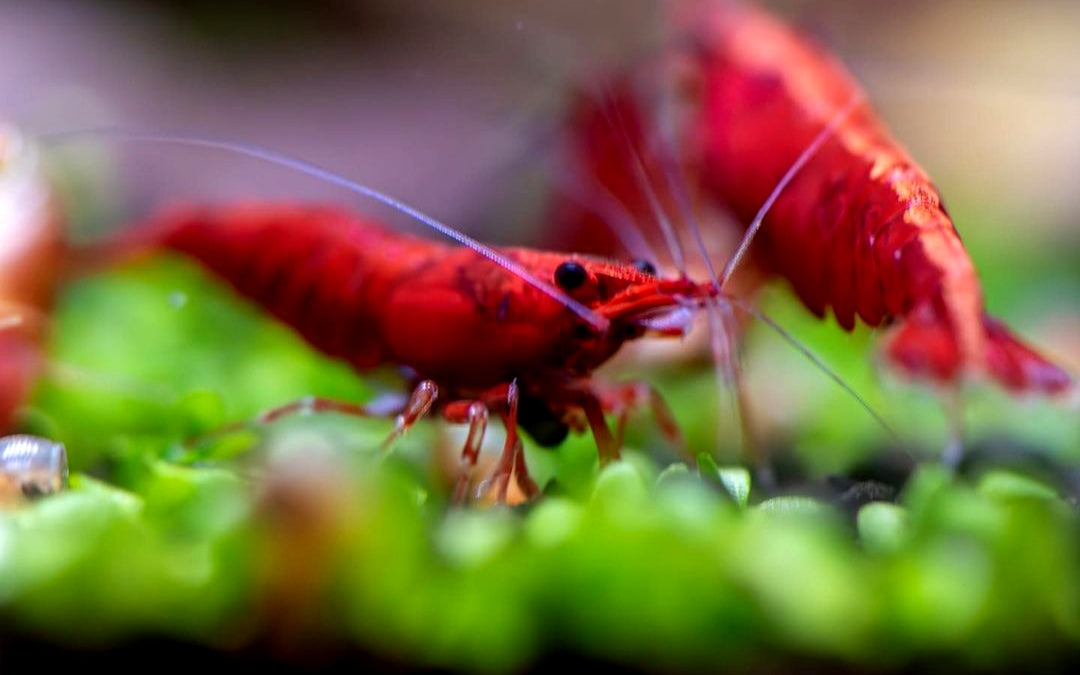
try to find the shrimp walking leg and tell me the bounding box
[595,381,689,462]
[511,438,540,499]
[191,380,439,449]
[555,386,618,464]
[379,380,439,449]
[443,399,489,504]
[475,381,540,503]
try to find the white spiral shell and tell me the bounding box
[0,434,69,501]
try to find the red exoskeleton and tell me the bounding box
[544,1,1075,465]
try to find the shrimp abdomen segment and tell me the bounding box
[683,1,1071,394]
[142,204,440,371]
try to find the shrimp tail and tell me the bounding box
[883,299,1074,395]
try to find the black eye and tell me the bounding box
[554,260,588,291]
[632,258,658,276]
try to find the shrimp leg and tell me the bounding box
[595,381,689,463]
[444,399,489,504]
[473,381,541,504]
[203,378,538,505]
[192,380,439,449]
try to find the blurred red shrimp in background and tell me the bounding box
[545,1,1074,412]
[545,76,764,304]
[674,0,1072,397]
[0,124,65,434]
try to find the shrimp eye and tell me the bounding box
[554,260,588,291]
[632,258,658,276]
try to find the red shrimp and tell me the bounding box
[0,124,66,434]
[674,0,1072,396]
[548,1,1073,404]
[111,191,718,502]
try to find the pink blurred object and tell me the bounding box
[0,125,65,432]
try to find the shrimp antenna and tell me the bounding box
[554,168,658,262]
[725,296,897,436]
[719,93,864,289]
[652,92,720,286]
[650,90,747,456]
[704,296,752,455]
[41,128,609,331]
[597,85,689,276]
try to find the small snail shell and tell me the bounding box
[0,435,69,503]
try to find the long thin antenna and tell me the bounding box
[705,298,746,454]
[726,295,896,437]
[598,86,689,275]
[653,89,719,284]
[719,94,864,289]
[554,168,659,263]
[41,128,610,332]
